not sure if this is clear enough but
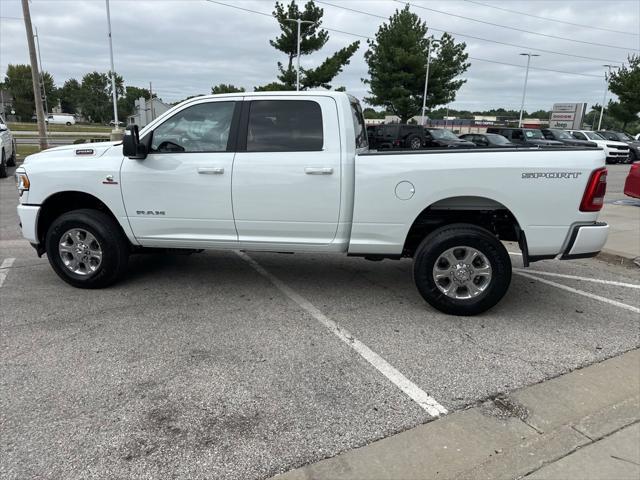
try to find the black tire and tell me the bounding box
[407,135,422,150]
[413,224,512,316]
[0,150,7,178]
[66,122,72,126]
[45,209,129,288]
[628,150,637,164]
[7,141,16,166]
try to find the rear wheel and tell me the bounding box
[46,209,129,288]
[413,224,512,316]
[408,135,422,150]
[0,150,7,178]
[66,121,72,126]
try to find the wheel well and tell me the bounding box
[403,197,522,257]
[37,191,124,245]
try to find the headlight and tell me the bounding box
[15,172,30,196]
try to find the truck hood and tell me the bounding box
[23,141,120,164]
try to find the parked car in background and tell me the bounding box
[596,131,639,163]
[370,124,426,150]
[486,127,564,147]
[541,128,597,148]
[458,133,515,148]
[0,114,17,178]
[46,114,76,126]
[568,130,629,164]
[623,162,640,199]
[424,128,475,148]
[635,133,640,140]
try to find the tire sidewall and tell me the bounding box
[414,225,512,316]
[0,150,6,178]
[46,210,127,288]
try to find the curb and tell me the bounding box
[597,250,640,269]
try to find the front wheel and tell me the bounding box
[413,224,512,316]
[46,209,129,288]
[7,141,17,166]
[0,150,7,178]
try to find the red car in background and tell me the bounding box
[624,162,640,199]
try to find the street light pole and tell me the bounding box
[285,18,315,91]
[518,53,539,128]
[597,64,617,131]
[34,27,49,116]
[105,0,120,135]
[421,40,432,125]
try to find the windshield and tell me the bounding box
[429,129,458,140]
[584,131,605,140]
[551,129,572,139]
[486,134,511,145]
[616,132,633,141]
[524,129,544,139]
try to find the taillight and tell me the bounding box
[580,167,607,212]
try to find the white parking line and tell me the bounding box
[236,251,448,417]
[514,270,640,314]
[0,258,16,288]
[514,268,640,289]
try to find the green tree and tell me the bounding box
[608,55,640,122]
[3,64,58,120]
[363,107,386,119]
[257,1,359,91]
[606,100,637,131]
[59,78,82,114]
[211,83,245,94]
[118,86,153,119]
[78,71,124,123]
[364,6,469,123]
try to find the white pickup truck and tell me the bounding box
[15,92,609,315]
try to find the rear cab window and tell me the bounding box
[350,100,368,149]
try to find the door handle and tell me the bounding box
[198,167,224,175]
[304,167,333,175]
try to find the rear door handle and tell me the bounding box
[304,167,333,175]
[198,167,224,175]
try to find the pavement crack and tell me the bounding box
[610,454,640,466]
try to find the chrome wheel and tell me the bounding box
[58,228,103,276]
[432,246,492,300]
[410,137,422,149]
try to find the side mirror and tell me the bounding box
[123,125,147,159]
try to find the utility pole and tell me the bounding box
[105,0,120,138]
[421,38,439,125]
[284,18,315,91]
[597,64,617,131]
[21,0,47,149]
[518,53,539,128]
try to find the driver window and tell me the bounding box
[151,101,236,153]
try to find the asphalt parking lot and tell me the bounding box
[1,164,639,480]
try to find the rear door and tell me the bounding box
[231,96,341,246]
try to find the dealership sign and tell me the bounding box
[549,103,587,129]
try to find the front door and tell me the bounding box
[231,97,341,246]
[120,98,240,247]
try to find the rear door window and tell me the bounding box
[246,100,323,152]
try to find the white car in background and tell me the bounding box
[0,115,17,178]
[46,114,76,126]
[568,130,629,164]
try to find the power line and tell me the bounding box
[204,0,608,79]
[316,1,624,64]
[203,0,368,39]
[462,0,638,36]
[400,0,639,51]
